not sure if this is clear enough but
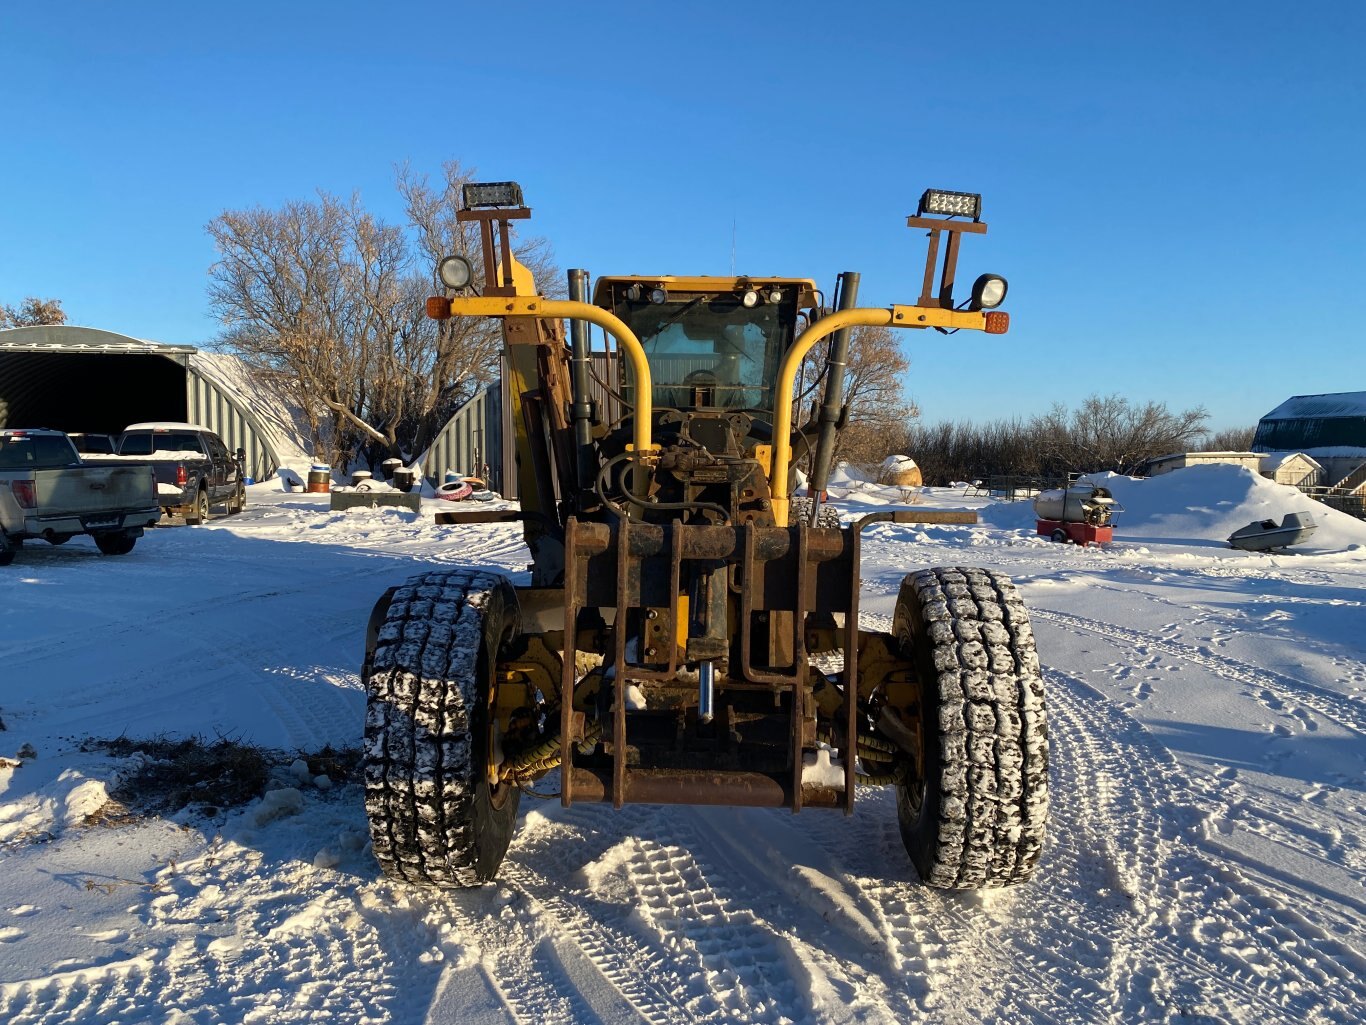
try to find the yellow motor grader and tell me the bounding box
[362,182,1046,890]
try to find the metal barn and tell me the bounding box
[0,325,294,481]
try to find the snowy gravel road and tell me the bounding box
[2,470,1364,1024]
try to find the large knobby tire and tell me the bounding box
[186,488,210,526]
[892,566,1048,888]
[94,532,137,556]
[791,495,841,529]
[363,569,522,888]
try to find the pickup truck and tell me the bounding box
[117,422,246,524]
[0,429,160,565]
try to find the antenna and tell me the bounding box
[730,217,736,276]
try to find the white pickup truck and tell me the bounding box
[0,429,160,566]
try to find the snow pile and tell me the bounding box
[976,464,1366,550]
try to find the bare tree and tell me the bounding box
[1,297,67,328]
[1198,425,1257,451]
[1030,394,1209,475]
[394,161,562,459]
[207,162,560,469]
[797,324,919,466]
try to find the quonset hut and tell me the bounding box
[0,325,308,481]
[1253,391,1366,489]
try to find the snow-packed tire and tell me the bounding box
[892,566,1048,888]
[792,496,841,528]
[363,569,522,888]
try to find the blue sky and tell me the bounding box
[3,1,1363,430]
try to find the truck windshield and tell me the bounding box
[0,435,79,469]
[616,295,791,416]
[120,433,204,455]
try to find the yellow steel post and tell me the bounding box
[768,305,997,526]
[446,296,658,456]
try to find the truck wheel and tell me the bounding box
[186,488,210,525]
[94,533,137,556]
[1050,528,1068,543]
[229,483,246,515]
[0,532,17,567]
[363,569,522,888]
[891,567,1048,888]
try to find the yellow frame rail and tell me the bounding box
[446,296,657,456]
[768,305,994,526]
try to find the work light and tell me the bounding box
[649,287,669,305]
[624,284,643,302]
[438,255,473,290]
[462,181,525,209]
[766,287,782,304]
[969,273,1008,310]
[918,189,982,221]
[741,289,759,308]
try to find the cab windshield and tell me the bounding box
[616,295,792,416]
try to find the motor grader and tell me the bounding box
[361,182,1047,891]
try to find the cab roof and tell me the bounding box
[592,275,819,307]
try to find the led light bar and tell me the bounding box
[918,188,982,221]
[462,181,525,209]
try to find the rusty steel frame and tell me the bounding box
[906,215,987,309]
[558,515,867,813]
[455,205,533,296]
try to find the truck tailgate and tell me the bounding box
[35,465,156,517]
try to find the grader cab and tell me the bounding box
[361,183,1047,891]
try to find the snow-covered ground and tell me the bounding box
[2,467,1364,1024]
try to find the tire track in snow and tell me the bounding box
[799,788,1124,1024]
[1043,667,1366,1023]
[1034,607,1366,740]
[653,807,909,1024]
[500,863,696,1025]
[510,805,807,1024]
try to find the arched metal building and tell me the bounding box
[0,325,298,481]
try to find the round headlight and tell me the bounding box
[649,287,668,305]
[741,289,759,308]
[970,273,1008,310]
[438,255,473,291]
[766,287,782,304]
[624,284,643,302]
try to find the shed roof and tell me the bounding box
[1259,451,1323,471]
[1261,392,1366,420]
[0,324,197,356]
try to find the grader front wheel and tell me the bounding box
[362,569,522,888]
[891,567,1048,888]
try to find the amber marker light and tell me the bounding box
[984,311,1010,334]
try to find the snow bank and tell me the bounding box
[977,464,1366,550]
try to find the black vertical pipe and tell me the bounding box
[567,268,595,496]
[805,271,860,520]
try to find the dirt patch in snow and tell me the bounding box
[81,736,362,819]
